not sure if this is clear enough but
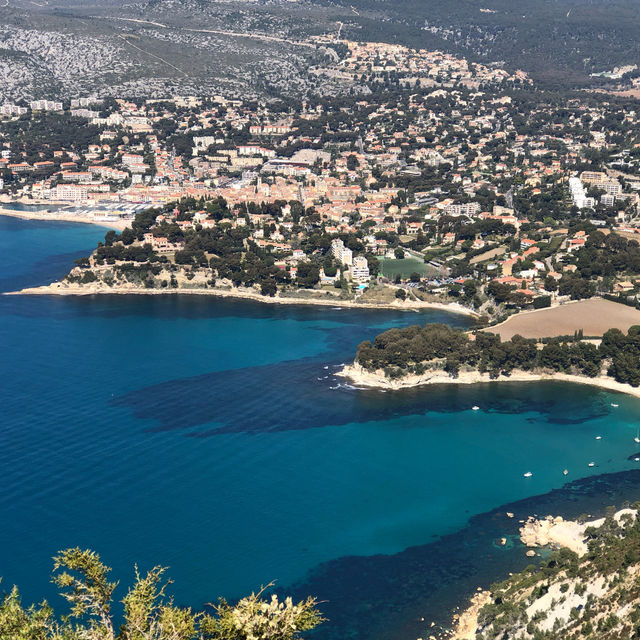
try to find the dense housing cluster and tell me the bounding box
[3,40,640,310]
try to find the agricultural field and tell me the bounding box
[489,298,640,340]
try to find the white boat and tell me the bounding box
[611,403,619,408]
[588,462,595,467]
[472,406,480,411]
[523,471,533,478]
[635,429,640,444]
[595,436,602,440]
[563,469,568,475]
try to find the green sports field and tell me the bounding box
[378,257,433,279]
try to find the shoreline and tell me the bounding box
[338,363,640,399]
[4,282,479,315]
[519,509,635,558]
[0,207,130,230]
[449,507,638,639]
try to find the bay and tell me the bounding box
[2,215,640,639]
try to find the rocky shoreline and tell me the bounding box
[449,508,638,639]
[338,362,640,399]
[518,510,633,557]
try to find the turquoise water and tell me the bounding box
[2,214,640,639]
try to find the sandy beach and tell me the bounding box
[338,362,640,399]
[0,207,130,230]
[5,282,479,315]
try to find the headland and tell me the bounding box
[339,362,640,399]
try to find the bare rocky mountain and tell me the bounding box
[0,0,638,100]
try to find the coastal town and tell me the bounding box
[2,39,640,315]
[4,4,640,639]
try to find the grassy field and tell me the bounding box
[379,257,434,279]
[489,298,640,340]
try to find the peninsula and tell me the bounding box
[6,201,479,314]
[339,321,640,398]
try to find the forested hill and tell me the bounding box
[311,0,640,87]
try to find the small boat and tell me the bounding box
[595,436,602,440]
[563,469,568,475]
[611,403,619,408]
[523,471,533,478]
[472,406,480,411]
[588,462,595,467]
[635,458,640,462]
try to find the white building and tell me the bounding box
[71,109,100,119]
[352,256,370,282]
[601,180,622,196]
[331,238,353,266]
[192,136,224,156]
[569,177,595,209]
[51,184,88,202]
[0,104,27,116]
[29,100,63,111]
[70,97,103,108]
[444,202,480,217]
[238,145,276,158]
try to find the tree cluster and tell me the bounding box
[0,548,323,640]
[354,323,640,383]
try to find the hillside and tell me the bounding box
[0,0,639,99]
[316,0,640,87]
[0,1,345,100]
[452,506,640,639]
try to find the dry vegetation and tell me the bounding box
[489,299,640,340]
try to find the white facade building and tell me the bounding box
[51,184,88,202]
[331,238,353,266]
[0,104,27,116]
[569,177,595,209]
[351,256,370,282]
[30,100,63,111]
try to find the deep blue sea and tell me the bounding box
[3,215,640,639]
